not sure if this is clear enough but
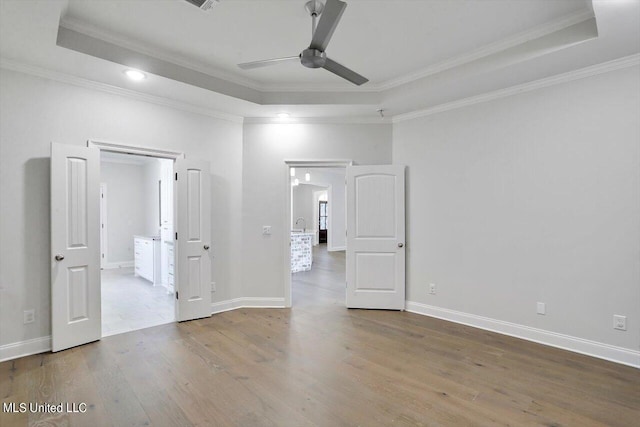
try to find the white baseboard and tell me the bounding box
[7,301,633,368]
[211,297,286,314]
[328,246,346,252]
[102,261,134,270]
[406,301,640,369]
[0,297,286,363]
[0,336,51,363]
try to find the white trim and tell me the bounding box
[378,9,595,91]
[284,160,354,168]
[393,54,640,123]
[3,53,636,126]
[100,183,108,269]
[60,8,593,93]
[102,261,134,270]
[59,16,260,91]
[211,298,286,315]
[89,139,185,159]
[406,301,640,369]
[0,58,243,123]
[328,246,346,252]
[0,336,51,363]
[244,117,392,125]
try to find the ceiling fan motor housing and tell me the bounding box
[300,48,326,68]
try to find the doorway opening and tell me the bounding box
[99,151,175,337]
[285,161,350,307]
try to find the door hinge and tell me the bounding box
[175,173,178,181]
[102,253,104,258]
[176,291,179,300]
[175,232,178,240]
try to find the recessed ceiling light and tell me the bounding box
[124,69,146,81]
[277,112,290,119]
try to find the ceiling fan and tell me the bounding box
[237,0,368,86]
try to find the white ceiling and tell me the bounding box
[1,0,639,120]
[61,0,589,87]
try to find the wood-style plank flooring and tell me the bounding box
[1,245,639,426]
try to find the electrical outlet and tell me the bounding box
[211,282,217,293]
[613,315,627,331]
[429,283,436,295]
[262,226,272,235]
[536,302,546,315]
[23,309,35,324]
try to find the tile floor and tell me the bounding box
[101,267,175,337]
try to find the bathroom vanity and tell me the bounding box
[134,235,161,285]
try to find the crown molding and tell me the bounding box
[59,8,596,94]
[0,58,243,123]
[3,53,637,126]
[60,16,367,94]
[243,116,392,125]
[377,9,596,91]
[60,16,261,91]
[393,54,640,123]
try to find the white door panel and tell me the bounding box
[175,158,211,321]
[346,165,405,310]
[51,143,101,351]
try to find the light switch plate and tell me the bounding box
[262,226,272,235]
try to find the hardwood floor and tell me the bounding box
[1,245,639,426]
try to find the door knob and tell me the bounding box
[398,243,404,248]
[54,254,64,261]
[204,245,210,250]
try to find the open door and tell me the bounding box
[51,143,101,351]
[346,165,406,309]
[175,157,212,321]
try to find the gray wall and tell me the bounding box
[393,65,640,352]
[241,123,393,300]
[1,62,638,365]
[0,69,243,349]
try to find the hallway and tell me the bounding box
[292,244,345,308]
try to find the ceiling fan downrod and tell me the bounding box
[305,0,325,37]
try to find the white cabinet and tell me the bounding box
[134,236,161,285]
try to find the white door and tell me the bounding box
[175,158,212,321]
[346,165,406,309]
[51,143,101,351]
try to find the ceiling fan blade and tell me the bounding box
[322,57,368,86]
[238,56,299,70]
[309,0,346,52]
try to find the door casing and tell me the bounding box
[283,160,352,307]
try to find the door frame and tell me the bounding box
[100,183,108,269]
[283,159,352,307]
[88,140,185,329]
